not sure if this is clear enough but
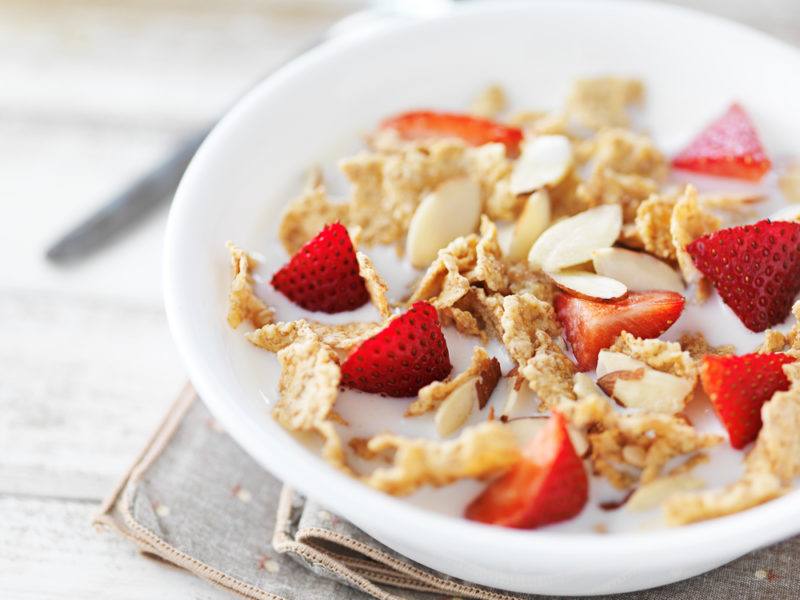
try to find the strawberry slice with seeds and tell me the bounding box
[341,301,452,397]
[271,223,369,313]
[687,220,800,332]
[555,291,685,371]
[465,412,588,529]
[672,103,771,181]
[701,353,795,449]
[380,110,523,156]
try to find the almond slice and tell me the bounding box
[596,350,646,378]
[434,377,477,437]
[529,204,622,271]
[548,270,627,300]
[597,367,693,414]
[507,190,551,262]
[509,135,573,194]
[406,177,481,269]
[626,474,704,512]
[769,205,800,222]
[592,247,684,293]
[504,416,548,446]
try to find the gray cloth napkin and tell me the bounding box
[95,386,800,599]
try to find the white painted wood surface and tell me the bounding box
[0,1,797,598]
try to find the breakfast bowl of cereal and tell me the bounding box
[163,1,800,594]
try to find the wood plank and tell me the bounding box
[0,495,235,599]
[0,289,185,500]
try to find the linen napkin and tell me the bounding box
[95,386,800,599]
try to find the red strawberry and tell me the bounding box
[701,353,795,449]
[555,291,685,371]
[271,223,369,313]
[341,302,451,397]
[687,220,800,332]
[465,412,588,529]
[380,110,523,156]
[672,103,771,181]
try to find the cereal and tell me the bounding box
[588,128,667,180]
[670,185,721,299]
[278,185,349,255]
[464,216,507,292]
[679,332,735,361]
[407,346,496,416]
[635,193,678,260]
[501,293,560,366]
[469,84,507,119]
[248,320,381,353]
[225,242,274,329]
[356,252,391,318]
[362,422,519,495]
[519,331,577,410]
[566,77,644,130]
[272,325,348,471]
[610,332,698,381]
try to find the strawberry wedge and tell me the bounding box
[340,301,452,397]
[687,220,800,332]
[555,291,685,371]
[380,110,523,156]
[465,413,588,529]
[672,103,771,181]
[701,353,795,449]
[271,223,369,313]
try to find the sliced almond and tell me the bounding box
[507,190,551,262]
[592,247,684,293]
[573,372,609,400]
[626,474,704,512]
[505,416,548,446]
[596,350,646,378]
[769,205,800,222]
[434,377,477,437]
[567,425,589,458]
[406,177,481,268]
[548,270,627,300]
[475,357,502,409]
[597,368,693,414]
[529,204,622,271]
[509,134,573,195]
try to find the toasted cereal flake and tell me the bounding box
[440,306,485,340]
[626,474,705,512]
[561,395,721,489]
[469,84,507,119]
[407,346,494,416]
[566,77,644,131]
[356,252,391,318]
[664,470,783,525]
[610,332,698,381]
[757,330,789,354]
[549,169,595,219]
[699,192,765,211]
[671,185,720,297]
[588,128,667,180]
[618,222,645,250]
[468,143,523,221]
[226,242,274,329]
[509,111,570,137]
[408,235,477,308]
[277,185,349,255]
[578,167,659,222]
[362,422,519,495]
[506,262,556,303]
[750,385,800,482]
[248,320,380,353]
[680,332,735,361]
[464,216,507,292]
[636,193,678,260]
[501,293,560,366]
[520,331,577,409]
[786,301,800,351]
[341,140,469,246]
[273,326,347,471]
[457,288,506,341]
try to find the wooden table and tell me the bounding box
[1,1,797,598]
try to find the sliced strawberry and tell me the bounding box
[271,222,369,313]
[687,220,800,332]
[340,301,451,397]
[465,412,588,529]
[701,353,795,449]
[672,103,771,181]
[380,110,523,156]
[554,291,685,371]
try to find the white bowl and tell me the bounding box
[164,1,800,594]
